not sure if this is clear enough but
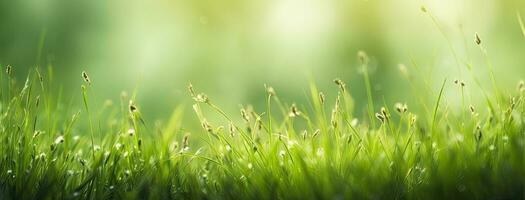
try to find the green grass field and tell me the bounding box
[2,6,525,200]
[1,49,525,199]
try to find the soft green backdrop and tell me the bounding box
[1,0,524,123]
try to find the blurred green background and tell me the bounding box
[1,0,525,122]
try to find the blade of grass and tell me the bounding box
[431,79,447,135]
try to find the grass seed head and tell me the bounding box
[380,107,390,120]
[81,71,91,85]
[128,100,137,113]
[475,124,483,142]
[394,103,408,114]
[201,120,213,133]
[357,50,369,65]
[114,143,123,150]
[194,93,209,103]
[375,107,390,124]
[335,93,341,109]
[319,92,325,104]
[54,135,65,145]
[188,83,196,97]
[289,103,301,117]
[182,133,190,150]
[127,128,135,136]
[229,122,236,137]
[375,112,385,123]
[240,108,250,122]
[333,78,346,92]
[38,153,46,160]
[510,97,516,109]
[469,105,475,114]
[454,80,465,87]
[32,130,42,138]
[475,33,482,45]
[265,84,276,97]
[6,65,12,76]
[410,114,417,127]
[331,108,338,128]
[313,129,320,138]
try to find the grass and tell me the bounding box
[1,60,525,200]
[1,10,525,200]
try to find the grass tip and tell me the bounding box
[193,93,209,103]
[357,50,369,64]
[475,32,482,45]
[54,135,65,145]
[188,83,196,97]
[81,70,91,85]
[127,128,135,136]
[289,103,301,117]
[6,65,12,76]
[129,100,137,113]
[333,78,346,92]
[394,102,408,114]
[319,92,325,104]
[264,84,276,97]
[241,108,250,122]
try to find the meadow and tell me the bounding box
[2,4,525,200]
[2,48,525,199]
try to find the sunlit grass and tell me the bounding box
[1,52,525,199]
[1,7,525,200]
